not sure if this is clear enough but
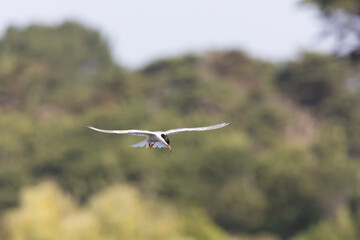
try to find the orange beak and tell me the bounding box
[167,145,172,152]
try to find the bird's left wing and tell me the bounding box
[87,126,155,136]
[164,122,230,135]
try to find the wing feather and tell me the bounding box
[165,122,229,135]
[87,126,155,136]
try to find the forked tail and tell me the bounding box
[129,140,148,148]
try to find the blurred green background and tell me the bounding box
[1,0,360,239]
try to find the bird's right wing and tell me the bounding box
[165,122,230,135]
[87,126,155,137]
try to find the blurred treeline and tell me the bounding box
[1,2,360,239]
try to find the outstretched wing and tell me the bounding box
[87,126,155,137]
[164,122,230,135]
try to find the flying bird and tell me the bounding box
[87,122,229,152]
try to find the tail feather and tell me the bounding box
[130,140,148,148]
[153,142,167,148]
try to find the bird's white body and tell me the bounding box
[130,132,167,149]
[147,132,164,143]
[88,122,229,152]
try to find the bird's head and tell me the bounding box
[161,134,172,152]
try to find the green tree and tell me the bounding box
[3,182,229,240]
[276,52,348,110]
[0,22,127,112]
[294,207,358,240]
[302,0,360,61]
[2,20,360,240]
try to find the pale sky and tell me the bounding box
[0,0,330,68]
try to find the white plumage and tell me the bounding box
[88,122,229,152]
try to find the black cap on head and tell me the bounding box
[161,134,170,145]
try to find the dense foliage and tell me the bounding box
[302,0,360,61]
[3,182,229,240]
[1,20,360,240]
